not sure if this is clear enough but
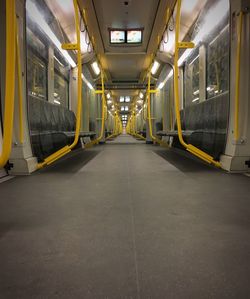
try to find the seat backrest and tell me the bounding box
[179,92,229,132]
[28,96,76,133]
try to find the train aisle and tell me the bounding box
[106,133,145,144]
[0,135,250,298]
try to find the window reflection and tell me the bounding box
[183,0,229,107]
[184,50,200,106]
[54,72,69,107]
[207,25,230,98]
[26,27,48,100]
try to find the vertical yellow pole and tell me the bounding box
[147,74,167,145]
[0,0,16,167]
[70,0,82,148]
[16,17,24,144]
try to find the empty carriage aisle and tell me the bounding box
[0,136,250,298]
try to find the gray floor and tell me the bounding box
[106,134,145,144]
[0,134,250,299]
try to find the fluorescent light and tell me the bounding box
[81,74,94,90]
[151,61,160,75]
[125,106,129,111]
[26,1,76,68]
[107,100,112,105]
[107,93,111,99]
[125,96,130,103]
[193,90,199,95]
[192,97,199,102]
[91,61,101,75]
[158,82,164,90]
[121,106,125,111]
[120,97,125,102]
[87,82,94,90]
[139,92,144,99]
[54,100,61,105]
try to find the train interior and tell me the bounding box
[1,0,250,298]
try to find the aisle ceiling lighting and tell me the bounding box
[158,82,164,90]
[81,74,94,90]
[91,61,101,75]
[151,60,160,75]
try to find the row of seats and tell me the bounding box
[28,96,95,162]
[157,93,229,159]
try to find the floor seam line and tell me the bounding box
[126,153,141,299]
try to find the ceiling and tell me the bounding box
[46,0,205,115]
[78,0,175,87]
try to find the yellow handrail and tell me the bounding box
[0,0,16,168]
[85,71,106,147]
[173,0,221,167]
[131,112,146,140]
[147,74,168,147]
[37,0,82,169]
[106,113,120,140]
[16,17,24,144]
[234,11,243,141]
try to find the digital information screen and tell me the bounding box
[127,30,142,43]
[110,30,125,43]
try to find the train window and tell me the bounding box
[54,72,69,108]
[206,25,230,98]
[26,5,49,101]
[184,49,200,106]
[54,50,70,107]
[27,52,47,100]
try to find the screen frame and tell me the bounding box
[127,30,143,44]
[109,29,126,44]
[109,28,144,45]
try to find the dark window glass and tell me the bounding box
[184,49,200,107]
[206,25,230,98]
[54,72,69,108]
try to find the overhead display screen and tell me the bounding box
[110,30,125,43]
[127,30,142,43]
